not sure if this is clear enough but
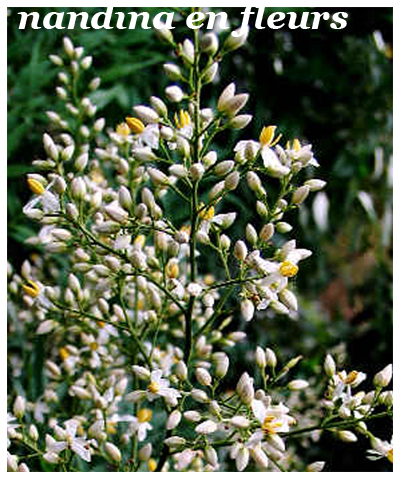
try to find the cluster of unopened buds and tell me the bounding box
[7,8,392,472]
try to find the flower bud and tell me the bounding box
[195,420,217,435]
[241,298,255,322]
[138,443,152,462]
[200,33,219,55]
[279,289,298,311]
[373,364,392,388]
[304,179,326,192]
[192,388,209,403]
[276,222,293,234]
[196,367,212,387]
[224,26,249,52]
[167,410,182,430]
[288,379,309,391]
[150,96,168,118]
[203,63,219,84]
[105,442,122,462]
[324,354,336,377]
[228,114,252,130]
[163,63,181,81]
[217,83,236,111]
[13,396,26,419]
[213,352,229,378]
[190,163,205,181]
[246,224,258,245]
[43,133,59,161]
[133,106,159,124]
[255,346,266,369]
[337,430,358,443]
[156,23,174,44]
[234,240,248,261]
[265,348,277,368]
[71,177,86,200]
[166,85,184,103]
[306,461,325,472]
[292,185,310,205]
[260,223,274,243]
[225,171,240,191]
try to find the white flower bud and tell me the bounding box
[13,396,26,419]
[236,447,249,472]
[241,299,255,322]
[132,365,151,380]
[279,289,298,311]
[205,446,218,467]
[324,354,336,377]
[220,234,231,250]
[118,186,132,210]
[217,83,236,111]
[7,453,19,472]
[29,424,39,442]
[266,348,277,368]
[138,443,152,462]
[166,85,184,103]
[105,442,122,462]
[134,147,158,163]
[196,367,212,387]
[150,96,168,118]
[288,379,309,391]
[176,361,188,381]
[191,388,209,403]
[292,185,310,205]
[75,153,88,172]
[81,55,92,70]
[213,352,229,378]
[260,223,274,243]
[228,114,253,130]
[373,364,392,388]
[148,167,169,185]
[43,133,59,161]
[270,300,290,315]
[276,222,293,233]
[63,37,75,57]
[234,240,248,261]
[225,171,240,191]
[177,137,191,158]
[337,430,358,443]
[195,420,217,435]
[305,179,327,192]
[190,163,205,181]
[71,177,86,200]
[250,445,269,469]
[163,63,182,80]
[247,171,262,193]
[18,463,30,472]
[306,461,325,472]
[200,33,219,55]
[203,63,219,84]
[231,416,250,429]
[224,26,249,52]
[133,106,159,124]
[220,93,249,117]
[255,346,266,369]
[169,164,187,179]
[167,410,182,430]
[164,436,186,448]
[104,204,128,224]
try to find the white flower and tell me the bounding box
[174,448,197,470]
[46,420,92,462]
[367,436,393,464]
[146,370,181,406]
[23,180,60,218]
[251,399,295,437]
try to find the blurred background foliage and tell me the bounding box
[8,7,392,472]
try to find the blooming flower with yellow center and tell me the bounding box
[126,116,159,149]
[23,177,60,218]
[174,110,193,140]
[367,437,393,464]
[259,125,282,148]
[22,279,41,298]
[279,261,299,278]
[144,370,181,406]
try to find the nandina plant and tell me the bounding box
[7,8,392,473]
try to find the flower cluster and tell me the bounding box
[7,8,392,472]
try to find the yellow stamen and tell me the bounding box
[90,169,105,184]
[137,298,144,311]
[27,178,45,196]
[387,448,393,463]
[199,203,215,221]
[59,347,70,361]
[148,382,160,394]
[116,122,131,137]
[262,415,283,434]
[204,274,215,286]
[344,371,359,385]
[260,125,282,148]
[166,260,180,279]
[126,117,145,134]
[106,422,117,435]
[292,139,302,152]
[97,321,106,329]
[89,342,99,352]
[134,235,146,249]
[148,458,157,472]
[137,408,153,423]
[22,280,40,298]
[279,261,299,278]
[175,110,191,129]
[180,225,191,236]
